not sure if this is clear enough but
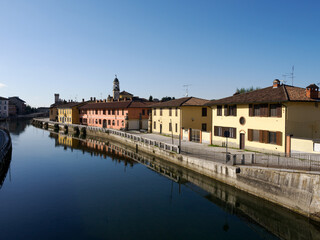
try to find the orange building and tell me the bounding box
[79,98,152,130]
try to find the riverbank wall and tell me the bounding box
[32,118,320,222]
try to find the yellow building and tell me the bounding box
[150,97,212,140]
[207,80,320,154]
[57,102,86,124]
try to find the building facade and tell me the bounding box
[0,97,9,118]
[8,97,26,115]
[207,80,320,154]
[150,97,212,140]
[57,102,86,124]
[79,99,152,130]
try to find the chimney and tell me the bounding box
[90,97,93,101]
[273,79,280,88]
[103,99,106,103]
[306,84,319,99]
[54,93,59,103]
[82,98,85,102]
[94,97,96,101]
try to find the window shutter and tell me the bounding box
[224,105,228,116]
[276,131,282,146]
[249,104,253,116]
[248,129,253,141]
[259,130,263,143]
[262,104,268,117]
[214,126,218,136]
[276,105,282,117]
[233,128,237,139]
[234,105,237,116]
[263,130,269,143]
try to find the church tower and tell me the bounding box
[113,75,120,101]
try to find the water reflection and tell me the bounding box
[51,132,320,240]
[0,120,29,136]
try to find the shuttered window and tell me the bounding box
[217,105,222,116]
[248,129,282,146]
[214,126,236,139]
[223,105,237,116]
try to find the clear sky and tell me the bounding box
[0,0,319,107]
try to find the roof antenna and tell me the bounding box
[281,74,288,84]
[286,66,295,86]
[183,84,191,97]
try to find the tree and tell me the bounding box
[161,96,175,102]
[149,95,153,102]
[235,86,260,94]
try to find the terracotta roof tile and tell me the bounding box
[206,84,320,105]
[79,99,152,110]
[150,97,209,108]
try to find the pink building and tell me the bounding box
[79,99,152,130]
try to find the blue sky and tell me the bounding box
[0,0,319,107]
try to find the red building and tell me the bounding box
[79,98,152,130]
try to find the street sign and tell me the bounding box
[224,130,230,138]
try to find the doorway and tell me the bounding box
[240,133,245,149]
[103,120,107,128]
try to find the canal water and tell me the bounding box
[0,120,320,240]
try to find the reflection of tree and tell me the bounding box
[0,120,30,136]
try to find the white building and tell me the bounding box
[0,97,9,118]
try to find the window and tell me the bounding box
[202,108,207,117]
[214,126,236,139]
[175,108,178,116]
[254,105,260,116]
[117,110,119,115]
[154,108,156,116]
[154,121,156,129]
[112,120,115,126]
[224,105,237,116]
[175,123,178,132]
[112,110,115,115]
[99,119,101,124]
[217,105,222,116]
[95,110,98,114]
[108,110,111,115]
[202,123,207,131]
[169,108,172,116]
[108,120,111,125]
[117,120,119,126]
[169,122,172,131]
[160,108,162,116]
[95,119,98,124]
[269,132,277,144]
[142,109,145,115]
[103,110,106,115]
[122,120,124,126]
[122,109,124,115]
[252,130,259,142]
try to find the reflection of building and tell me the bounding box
[9,97,26,115]
[9,103,16,117]
[79,99,152,130]
[0,97,9,118]
[150,97,212,137]
[0,120,29,136]
[50,132,136,166]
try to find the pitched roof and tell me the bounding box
[0,97,8,100]
[79,99,152,110]
[206,84,320,106]
[57,102,85,109]
[9,96,25,103]
[120,91,133,96]
[150,97,209,108]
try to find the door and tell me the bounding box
[240,133,245,149]
[103,120,107,128]
[160,124,162,134]
[191,129,201,143]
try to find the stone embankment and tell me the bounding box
[0,128,12,162]
[32,118,320,222]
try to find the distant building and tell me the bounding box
[9,97,26,115]
[79,98,152,130]
[150,97,212,140]
[0,97,9,118]
[9,104,17,117]
[57,101,87,124]
[107,76,135,102]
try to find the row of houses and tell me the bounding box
[50,78,320,155]
[0,97,26,118]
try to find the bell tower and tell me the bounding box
[113,75,120,101]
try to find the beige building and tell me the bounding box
[207,80,320,154]
[150,97,212,141]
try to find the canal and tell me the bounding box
[0,120,320,240]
